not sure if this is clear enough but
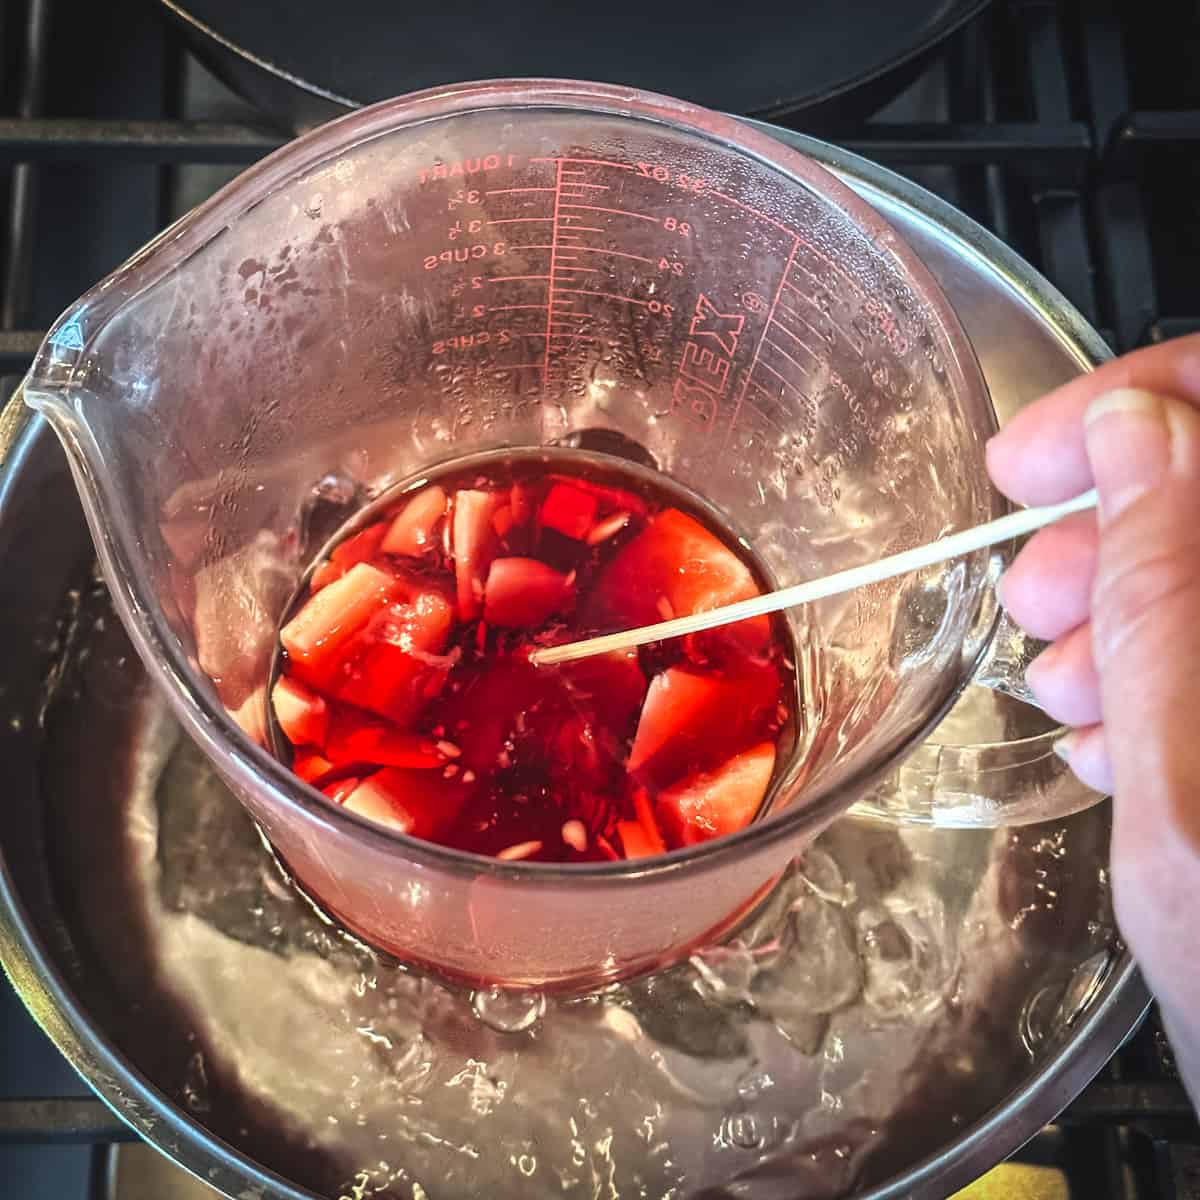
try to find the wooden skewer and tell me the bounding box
[530,489,1098,667]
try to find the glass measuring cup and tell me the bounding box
[20,80,1096,991]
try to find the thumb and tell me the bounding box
[1084,387,1200,994]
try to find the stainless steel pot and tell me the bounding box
[0,127,1151,1199]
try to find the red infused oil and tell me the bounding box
[270,451,797,863]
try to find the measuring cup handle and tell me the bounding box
[970,606,1044,708]
[857,588,1105,829]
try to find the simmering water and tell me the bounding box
[35,575,1120,1199]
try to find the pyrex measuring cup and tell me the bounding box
[21,80,1096,991]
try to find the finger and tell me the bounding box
[999,510,1098,640]
[986,334,1200,506]
[1024,622,1101,726]
[1084,391,1200,861]
[1081,384,1200,1083]
[1055,723,1112,793]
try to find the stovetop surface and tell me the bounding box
[1,0,1197,1196]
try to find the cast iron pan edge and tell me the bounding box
[158,0,992,128]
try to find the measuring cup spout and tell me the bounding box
[20,265,311,766]
[20,380,73,436]
[22,304,139,607]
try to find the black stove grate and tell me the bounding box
[1,0,1198,1195]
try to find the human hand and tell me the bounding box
[986,333,1200,1102]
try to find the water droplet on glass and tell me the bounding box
[736,1069,775,1101]
[182,1048,210,1113]
[728,1113,763,1150]
[311,471,362,507]
[1019,984,1059,1054]
[471,987,545,1032]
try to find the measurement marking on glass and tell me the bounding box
[782,294,864,355]
[768,315,812,348]
[776,325,836,367]
[773,298,806,326]
[778,285,834,319]
[706,187,794,238]
[757,358,807,395]
[727,236,802,440]
[532,157,634,170]
[556,289,650,306]
[541,158,566,386]
[708,186,868,300]
[561,204,661,223]
[788,260,842,297]
[775,301,838,350]
[434,154,883,442]
[552,324,627,338]
[763,336,818,374]
[533,157,870,308]
[775,296,823,328]
[562,246,654,265]
[750,377,806,408]
[768,318,824,359]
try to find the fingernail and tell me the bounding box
[1053,732,1074,763]
[1024,644,1062,711]
[1024,647,1049,693]
[1084,388,1172,522]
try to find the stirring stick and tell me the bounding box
[530,489,1098,667]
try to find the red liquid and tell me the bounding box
[272,453,796,863]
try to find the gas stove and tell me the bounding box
[0,0,1197,1196]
